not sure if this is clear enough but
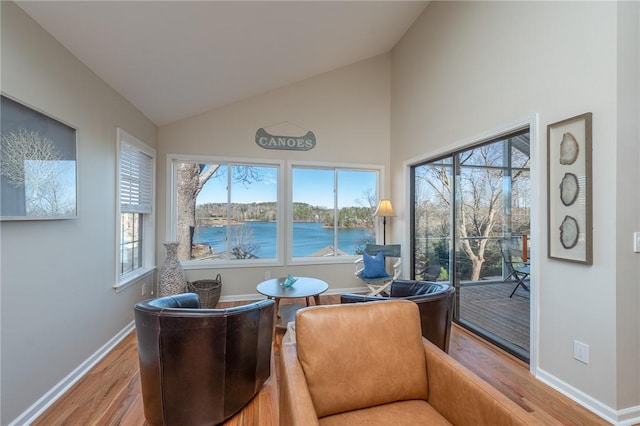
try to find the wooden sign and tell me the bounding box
[255,127,315,151]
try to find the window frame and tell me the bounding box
[166,154,285,269]
[115,128,156,291]
[287,160,383,266]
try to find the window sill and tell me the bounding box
[287,256,360,266]
[114,267,156,293]
[181,259,283,270]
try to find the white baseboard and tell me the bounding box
[218,286,367,303]
[537,368,640,425]
[9,322,135,426]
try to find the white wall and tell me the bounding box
[158,54,392,297]
[615,0,640,414]
[0,3,157,424]
[390,1,639,422]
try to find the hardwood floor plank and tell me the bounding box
[32,296,613,426]
[449,325,611,425]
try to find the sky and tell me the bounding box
[196,165,376,209]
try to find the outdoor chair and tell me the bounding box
[500,240,530,298]
[354,243,401,296]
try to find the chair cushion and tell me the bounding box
[361,251,390,279]
[319,400,452,426]
[295,301,428,418]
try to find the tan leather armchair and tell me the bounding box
[279,300,543,426]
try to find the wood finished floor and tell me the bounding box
[33,295,612,426]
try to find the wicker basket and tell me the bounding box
[187,274,222,308]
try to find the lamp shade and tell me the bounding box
[374,199,396,218]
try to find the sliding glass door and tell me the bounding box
[411,129,531,361]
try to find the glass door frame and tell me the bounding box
[410,127,531,362]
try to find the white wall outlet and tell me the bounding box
[573,340,590,364]
[265,271,271,280]
[141,283,147,296]
[634,232,640,253]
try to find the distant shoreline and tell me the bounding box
[197,218,368,229]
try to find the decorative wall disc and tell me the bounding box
[559,215,580,249]
[559,132,579,165]
[559,172,579,206]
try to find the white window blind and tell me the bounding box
[120,142,153,214]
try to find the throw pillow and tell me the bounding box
[361,251,390,279]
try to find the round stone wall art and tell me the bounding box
[559,215,580,249]
[559,173,579,206]
[547,112,592,264]
[559,132,579,165]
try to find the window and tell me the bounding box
[117,129,155,288]
[168,157,381,267]
[170,157,281,265]
[290,164,379,260]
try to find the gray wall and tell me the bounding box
[1,3,157,424]
[390,1,639,422]
[158,54,392,297]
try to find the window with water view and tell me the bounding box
[291,167,378,258]
[174,160,279,262]
[172,160,380,263]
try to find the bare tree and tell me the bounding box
[176,163,220,260]
[230,225,258,259]
[1,129,73,215]
[175,163,262,261]
[416,145,529,281]
[457,148,503,281]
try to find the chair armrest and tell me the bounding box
[354,258,364,277]
[422,338,543,425]
[392,258,402,279]
[340,293,385,304]
[279,343,320,426]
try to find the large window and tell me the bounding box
[290,164,379,260]
[170,157,281,264]
[168,158,381,266]
[117,129,155,287]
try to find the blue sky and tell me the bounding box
[196,166,376,209]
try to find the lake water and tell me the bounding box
[194,221,374,258]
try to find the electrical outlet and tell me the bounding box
[634,232,640,253]
[573,340,590,364]
[265,271,271,280]
[142,283,147,296]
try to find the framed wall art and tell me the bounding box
[1,94,77,220]
[547,112,592,264]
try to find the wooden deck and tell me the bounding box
[458,280,530,353]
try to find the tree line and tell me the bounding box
[195,202,375,229]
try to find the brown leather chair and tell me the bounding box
[133,293,275,426]
[341,280,455,352]
[279,300,543,426]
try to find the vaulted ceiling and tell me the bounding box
[17,1,428,126]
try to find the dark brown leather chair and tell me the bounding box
[341,280,455,352]
[134,293,275,426]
